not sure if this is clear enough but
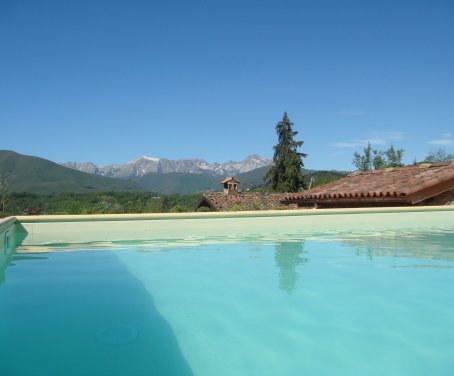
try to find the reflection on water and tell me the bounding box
[274,241,308,293]
[271,229,454,293]
[343,230,454,265]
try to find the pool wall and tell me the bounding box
[0,217,17,252]
[0,217,18,277]
[14,206,454,246]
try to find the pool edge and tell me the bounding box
[14,205,454,223]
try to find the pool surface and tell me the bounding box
[1,209,454,375]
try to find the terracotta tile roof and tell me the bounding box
[284,162,454,205]
[197,192,296,212]
[220,176,240,184]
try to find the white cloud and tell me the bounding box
[330,138,386,148]
[330,131,404,149]
[428,138,453,146]
[330,141,363,148]
[362,138,387,145]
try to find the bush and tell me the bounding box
[170,204,188,213]
[94,195,123,214]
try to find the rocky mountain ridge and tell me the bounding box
[63,154,272,179]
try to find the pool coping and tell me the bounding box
[14,205,454,223]
[0,216,17,232]
[5,206,454,249]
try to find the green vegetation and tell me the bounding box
[3,192,203,216]
[352,143,404,171]
[306,170,345,188]
[265,113,307,192]
[0,173,7,213]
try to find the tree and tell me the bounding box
[265,112,307,192]
[372,149,386,170]
[353,143,373,171]
[384,145,404,167]
[424,149,454,163]
[0,174,8,213]
[353,144,404,171]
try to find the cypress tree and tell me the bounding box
[265,113,307,192]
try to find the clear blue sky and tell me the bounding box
[1,0,453,171]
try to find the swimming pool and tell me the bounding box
[1,208,453,376]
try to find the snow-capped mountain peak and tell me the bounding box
[131,156,160,163]
[63,154,272,178]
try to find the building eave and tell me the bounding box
[281,196,410,207]
[407,176,454,204]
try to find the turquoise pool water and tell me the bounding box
[1,226,454,375]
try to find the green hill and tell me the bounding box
[236,166,271,189]
[306,170,346,187]
[135,172,220,194]
[136,167,273,194]
[0,150,144,194]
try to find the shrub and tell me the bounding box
[94,195,123,214]
[170,204,188,213]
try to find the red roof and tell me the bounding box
[220,176,240,184]
[284,162,454,205]
[197,192,295,212]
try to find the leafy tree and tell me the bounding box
[274,241,308,293]
[353,143,373,171]
[372,149,386,170]
[384,145,404,167]
[353,143,404,171]
[265,113,307,192]
[424,149,454,163]
[0,174,8,213]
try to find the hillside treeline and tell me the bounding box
[2,192,203,216]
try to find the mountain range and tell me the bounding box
[0,150,275,194]
[62,154,272,179]
[0,150,345,195]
